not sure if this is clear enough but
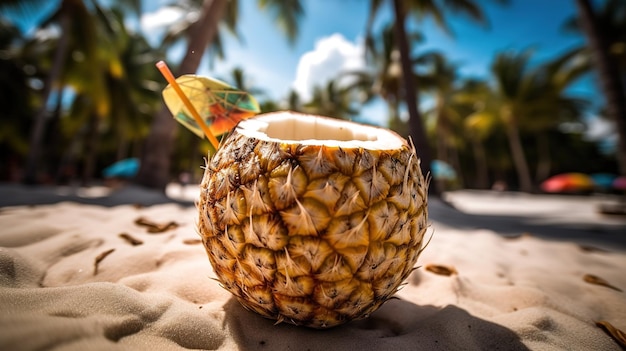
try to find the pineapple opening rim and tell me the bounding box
[235,111,407,150]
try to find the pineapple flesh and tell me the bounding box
[198,111,429,328]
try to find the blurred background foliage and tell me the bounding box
[0,0,623,194]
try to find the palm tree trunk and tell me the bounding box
[135,0,228,191]
[387,98,407,134]
[187,136,200,183]
[81,112,100,186]
[535,132,551,182]
[116,136,129,161]
[449,142,464,188]
[56,123,84,184]
[505,116,533,192]
[435,97,446,162]
[575,0,626,176]
[392,0,436,195]
[22,5,71,184]
[49,87,64,182]
[471,135,489,189]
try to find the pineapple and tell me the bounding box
[198,111,429,328]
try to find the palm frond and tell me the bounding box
[258,0,304,45]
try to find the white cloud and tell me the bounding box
[140,6,201,48]
[140,6,185,33]
[292,33,366,101]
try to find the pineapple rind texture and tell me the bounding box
[199,123,428,329]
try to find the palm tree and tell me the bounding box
[573,0,626,176]
[0,0,142,184]
[390,0,432,191]
[341,22,427,137]
[526,49,588,182]
[465,111,497,189]
[419,52,463,186]
[50,4,161,185]
[286,89,304,112]
[490,49,588,192]
[19,0,83,184]
[365,23,423,134]
[454,79,499,189]
[303,80,360,120]
[223,66,266,97]
[159,0,237,68]
[136,0,229,190]
[491,50,539,192]
[97,7,164,159]
[366,0,507,195]
[0,19,36,180]
[135,0,304,191]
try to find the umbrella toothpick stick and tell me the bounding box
[156,61,220,149]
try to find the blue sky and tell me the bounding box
[202,0,586,88]
[170,0,599,130]
[188,1,591,114]
[6,0,593,103]
[4,0,615,146]
[186,1,589,96]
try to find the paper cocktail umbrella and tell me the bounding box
[156,61,260,149]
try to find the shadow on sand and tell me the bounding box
[428,197,626,251]
[1,183,624,250]
[0,183,195,208]
[222,297,529,351]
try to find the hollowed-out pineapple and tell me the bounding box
[198,111,429,328]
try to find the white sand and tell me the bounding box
[1,190,625,350]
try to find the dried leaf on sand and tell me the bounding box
[183,238,202,245]
[119,233,143,246]
[94,248,115,275]
[596,321,626,348]
[583,274,623,292]
[425,264,457,276]
[134,217,179,233]
[578,245,609,253]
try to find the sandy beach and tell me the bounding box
[1,183,625,350]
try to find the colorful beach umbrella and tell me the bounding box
[591,173,617,190]
[103,158,140,178]
[540,173,594,193]
[431,160,457,180]
[613,176,626,191]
